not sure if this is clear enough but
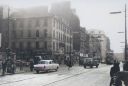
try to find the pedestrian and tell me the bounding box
[123,61,128,71]
[110,62,122,86]
[19,60,23,71]
[1,59,7,76]
[79,59,82,66]
[117,71,128,86]
[67,58,72,70]
[121,61,128,86]
[119,61,123,71]
[30,59,34,72]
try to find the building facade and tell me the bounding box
[88,29,111,63]
[9,16,73,61]
[50,1,82,57]
[0,6,9,51]
[88,32,101,59]
[73,27,89,57]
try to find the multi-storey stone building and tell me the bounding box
[73,27,89,57]
[88,32,101,58]
[88,29,111,63]
[9,15,73,61]
[50,1,86,58]
[0,6,9,51]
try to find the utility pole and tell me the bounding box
[70,28,72,65]
[124,4,127,61]
[110,4,127,61]
[7,7,10,49]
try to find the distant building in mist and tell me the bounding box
[88,29,111,63]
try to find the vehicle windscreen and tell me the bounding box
[38,61,49,64]
[85,59,92,62]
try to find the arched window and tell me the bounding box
[28,29,31,37]
[19,42,23,50]
[27,41,31,49]
[35,19,40,27]
[44,29,47,37]
[36,41,39,49]
[11,42,16,49]
[36,30,39,37]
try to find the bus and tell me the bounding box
[106,51,114,65]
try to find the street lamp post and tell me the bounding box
[70,28,72,66]
[110,4,127,61]
[125,4,127,61]
[7,7,10,49]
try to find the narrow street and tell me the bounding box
[0,64,111,86]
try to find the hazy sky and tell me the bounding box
[0,0,128,53]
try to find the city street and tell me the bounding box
[0,64,111,86]
[0,0,128,86]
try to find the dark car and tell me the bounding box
[83,58,99,68]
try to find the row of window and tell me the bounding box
[53,30,71,43]
[13,18,48,29]
[52,42,71,52]
[12,29,47,38]
[11,41,71,52]
[53,19,70,34]
[11,41,47,49]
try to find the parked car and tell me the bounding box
[83,58,99,68]
[34,60,59,73]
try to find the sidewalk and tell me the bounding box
[0,66,30,76]
[0,64,83,76]
[0,63,107,76]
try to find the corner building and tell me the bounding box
[9,15,73,61]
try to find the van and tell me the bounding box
[83,58,99,68]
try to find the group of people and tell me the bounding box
[1,58,35,76]
[1,58,16,75]
[110,61,128,86]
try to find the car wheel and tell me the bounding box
[36,70,39,74]
[46,70,50,73]
[84,65,86,68]
[96,65,98,68]
[55,67,59,71]
[90,65,93,68]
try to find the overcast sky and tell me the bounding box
[0,0,128,53]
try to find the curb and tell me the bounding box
[0,64,88,77]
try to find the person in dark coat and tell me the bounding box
[2,60,7,76]
[30,59,34,72]
[66,58,72,70]
[110,62,121,86]
[117,71,128,86]
[19,60,23,71]
[123,61,128,71]
[116,61,128,86]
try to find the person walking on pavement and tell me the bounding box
[123,61,128,71]
[30,59,34,72]
[67,57,72,70]
[110,61,122,86]
[120,61,128,86]
[1,59,7,76]
[19,60,23,71]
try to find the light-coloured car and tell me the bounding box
[34,60,59,73]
